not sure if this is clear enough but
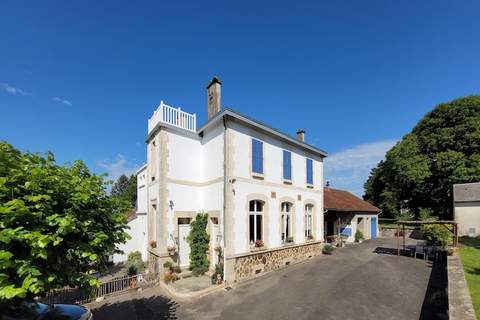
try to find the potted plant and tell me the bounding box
[211,264,224,285]
[322,244,335,255]
[307,234,314,241]
[355,230,364,243]
[167,245,176,255]
[254,240,264,248]
[286,236,294,243]
[149,240,157,248]
[214,245,222,254]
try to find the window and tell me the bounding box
[283,150,292,180]
[249,200,263,244]
[252,139,263,174]
[306,158,313,185]
[305,204,313,238]
[281,202,293,243]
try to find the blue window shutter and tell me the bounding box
[252,139,263,174]
[283,150,291,180]
[306,158,313,184]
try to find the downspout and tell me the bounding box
[222,116,228,283]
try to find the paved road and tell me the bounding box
[91,238,446,320]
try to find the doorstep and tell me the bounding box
[160,276,225,300]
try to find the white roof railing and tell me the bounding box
[148,101,196,134]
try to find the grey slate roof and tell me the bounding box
[198,108,328,158]
[453,182,480,202]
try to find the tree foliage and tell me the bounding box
[187,213,209,275]
[0,142,130,305]
[364,96,480,219]
[111,174,137,208]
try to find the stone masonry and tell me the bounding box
[231,241,324,282]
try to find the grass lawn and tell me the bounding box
[459,236,480,319]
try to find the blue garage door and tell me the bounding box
[371,217,377,239]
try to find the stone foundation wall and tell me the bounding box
[227,241,324,283]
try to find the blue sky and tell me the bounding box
[1,1,479,196]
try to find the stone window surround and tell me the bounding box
[279,197,296,244]
[245,193,269,250]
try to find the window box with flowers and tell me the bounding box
[251,240,266,252]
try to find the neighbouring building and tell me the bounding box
[135,77,328,283]
[113,165,148,263]
[323,187,380,242]
[453,182,480,237]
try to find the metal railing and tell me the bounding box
[40,272,159,305]
[148,101,196,133]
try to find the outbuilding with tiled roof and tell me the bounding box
[324,187,380,243]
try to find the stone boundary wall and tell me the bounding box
[228,241,324,283]
[447,254,476,320]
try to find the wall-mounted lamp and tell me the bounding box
[169,200,174,210]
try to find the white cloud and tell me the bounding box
[324,139,397,196]
[0,82,30,95]
[53,97,72,106]
[96,155,140,181]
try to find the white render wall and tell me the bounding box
[454,201,480,236]
[113,214,148,263]
[229,122,324,254]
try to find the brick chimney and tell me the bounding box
[207,76,222,119]
[296,129,305,142]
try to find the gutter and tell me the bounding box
[222,115,228,283]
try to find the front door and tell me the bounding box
[371,217,377,239]
[178,222,191,267]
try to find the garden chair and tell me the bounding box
[415,245,426,260]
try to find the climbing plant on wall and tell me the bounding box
[187,213,210,275]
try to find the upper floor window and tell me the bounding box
[249,200,264,245]
[306,158,313,185]
[283,150,292,180]
[252,139,264,174]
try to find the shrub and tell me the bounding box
[322,244,335,255]
[127,265,138,276]
[355,230,364,242]
[192,266,208,277]
[125,251,144,275]
[187,213,210,275]
[421,224,452,248]
[163,261,173,270]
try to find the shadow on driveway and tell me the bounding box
[374,246,449,320]
[419,253,448,320]
[92,294,179,320]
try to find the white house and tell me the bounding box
[136,77,328,283]
[453,182,480,237]
[112,165,148,263]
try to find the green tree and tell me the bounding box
[364,96,480,219]
[111,174,137,208]
[0,142,130,306]
[187,213,209,275]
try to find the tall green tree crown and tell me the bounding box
[0,141,130,305]
[364,96,480,219]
